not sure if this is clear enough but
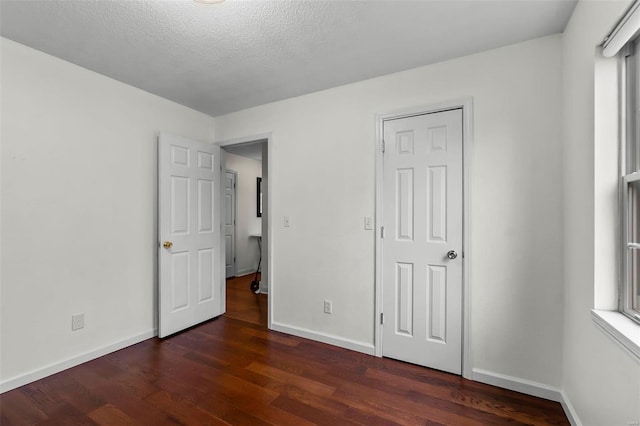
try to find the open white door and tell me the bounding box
[224,171,237,278]
[382,109,463,374]
[158,133,224,338]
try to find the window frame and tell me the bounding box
[621,40,640,324]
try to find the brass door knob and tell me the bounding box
[163,241,173,249]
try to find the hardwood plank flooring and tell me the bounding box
[225,275,267,326]
[0,274,569,425]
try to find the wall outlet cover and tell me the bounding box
[72,313,84,331]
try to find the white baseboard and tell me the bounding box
[0,329,156,394]
[560,389,583,426]
[271,321,375,355]
[235,268,259,277]
[471,368,562,402]
[472,369,582,424]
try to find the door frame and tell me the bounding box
[374,98,474,379]
[217,133,273,329]
[224,169,238,278]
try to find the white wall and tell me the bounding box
[214,35,565,388]
[562,1,640,425]
[0,38,217,388]
[224,152,262,276]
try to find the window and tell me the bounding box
[596,0,640,360]
[622,39,640,323]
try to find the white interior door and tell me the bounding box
[382,109,463,374]
[158,133,224,338]
[224,171,237,278]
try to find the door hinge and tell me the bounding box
[380,313,384,325]
[381,140,385,153]
[381,226,385,239]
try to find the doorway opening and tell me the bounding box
[219,136,270,328]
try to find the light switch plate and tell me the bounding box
[284,216,290,227]
[364,216,373,230]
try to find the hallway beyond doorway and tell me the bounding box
[225,274,267,326]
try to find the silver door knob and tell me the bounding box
[447,250,458,260]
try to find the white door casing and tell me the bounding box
[158,133,224,338]
[224,171,237,278]
[381,108,463,374]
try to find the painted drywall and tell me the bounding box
[0,38,217,386]
[214,35,565,388]
[562,1,640,425]
[224,152,262,276]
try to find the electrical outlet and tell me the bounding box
[324,300,333,314]
[283,216,290,227]
[364,216,373,230]
[72,313,84,331]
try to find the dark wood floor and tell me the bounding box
[0,274,568,425]
[225,274,268,326]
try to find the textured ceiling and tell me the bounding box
[1,0,577,117]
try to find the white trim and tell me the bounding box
[216,133,273,330]
[235,267,258,277]
[602,0,640,58]
[374,98,474,379]
[625,171,640,183]
[0,329,156,394]
[271,321,375,355]
[591,309,640,362]
[374,112,384,358]
[461,99,474,380]
[471,368,562,402]
[560,390,583,426]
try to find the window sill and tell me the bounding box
[591,309,640,362]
